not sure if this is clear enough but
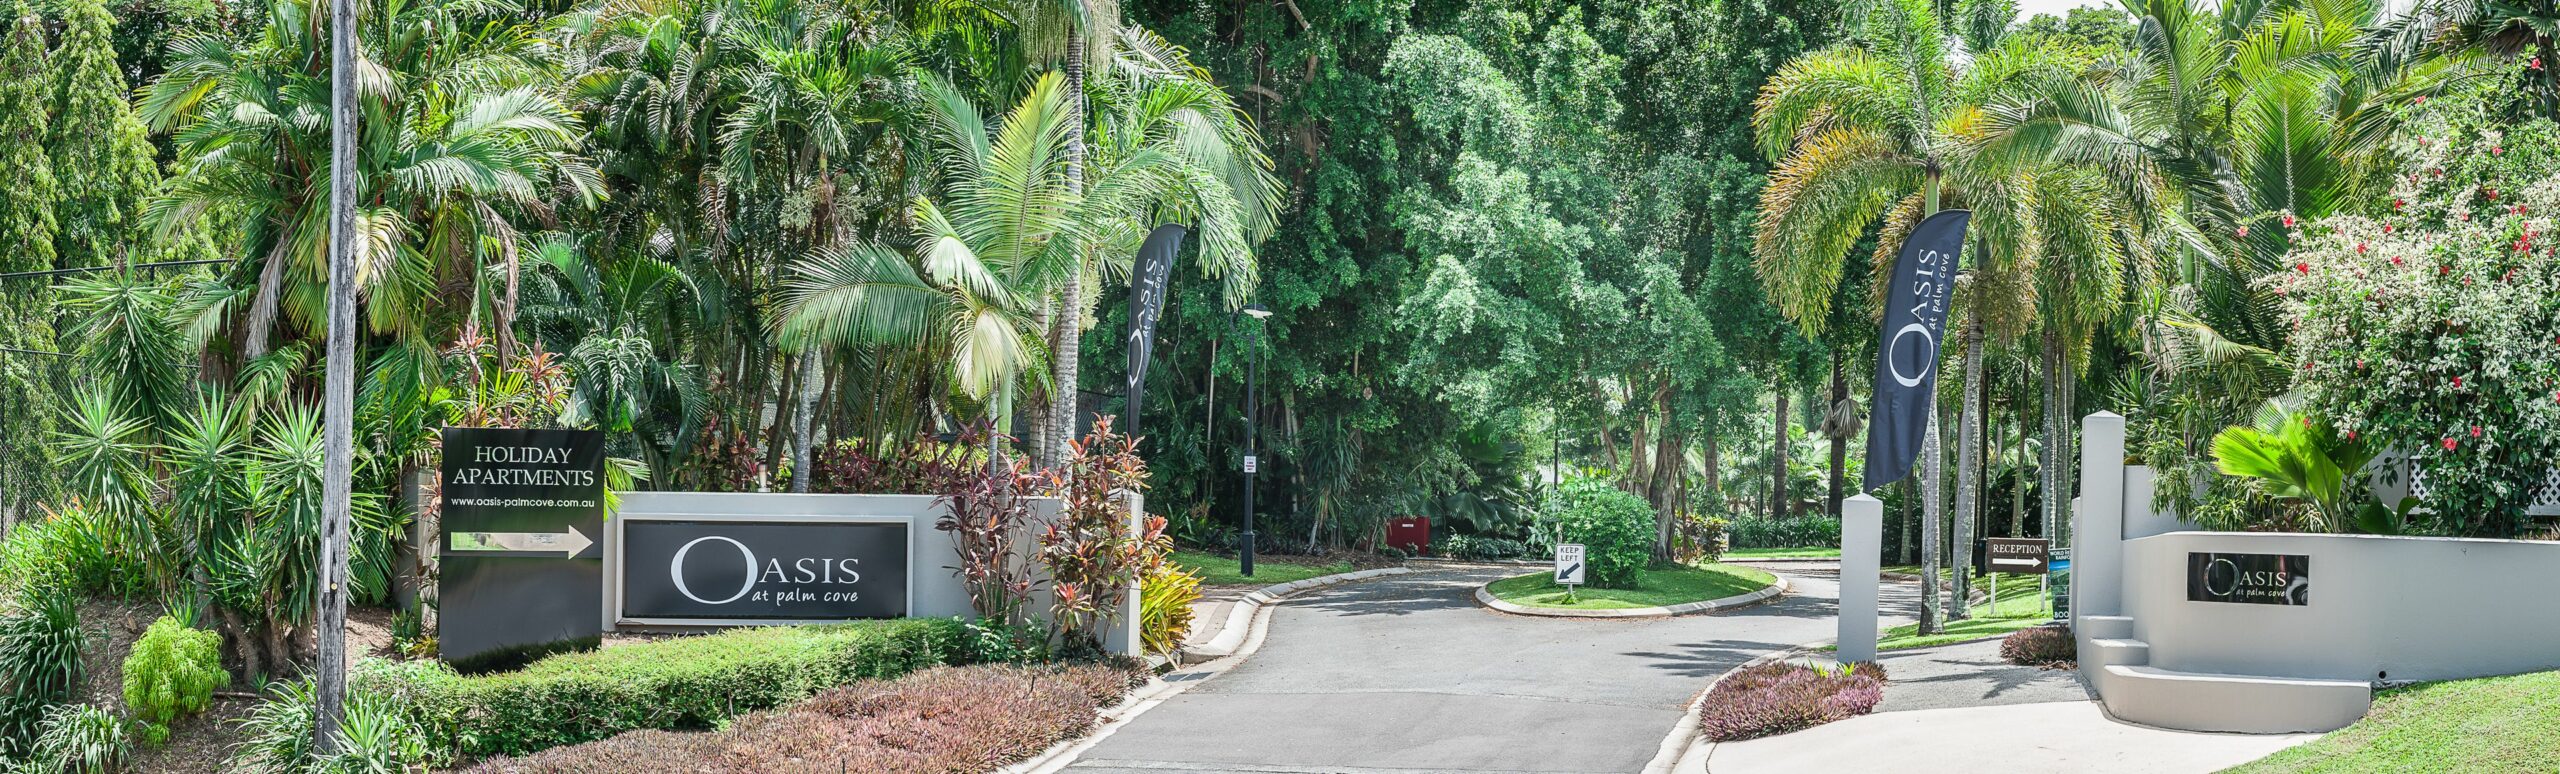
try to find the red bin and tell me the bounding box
[1386,516,1430,554]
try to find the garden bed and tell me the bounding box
[456,661,1147,773]
[1697,660,1887,741]
[1483,563,1775,611]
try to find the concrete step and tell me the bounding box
[2081,614,2135,640]
[2086,638,2150,669]
[2101,665,2370,734]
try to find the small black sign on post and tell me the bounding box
[438,427,607,671]
[619,519,911,623]
[2187,552,2310,606]
[1987,538,2051,574]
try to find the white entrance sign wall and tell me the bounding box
[1838,495,1882,664]
[2068,410,2560,734]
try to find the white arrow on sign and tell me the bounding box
[450,525,594,557]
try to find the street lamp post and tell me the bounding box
[1239,303,1270,578]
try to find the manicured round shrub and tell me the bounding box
[1546,478,1656,588]
[122,616,229,744]
[2000,625,2076,666]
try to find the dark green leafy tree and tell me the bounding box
[0,5,62,523]
[47,0,162,271]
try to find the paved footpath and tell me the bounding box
[1070,562,1916,774]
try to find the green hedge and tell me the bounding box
[359,618,966,759]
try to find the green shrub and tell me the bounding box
[1545,478,1655,588]
[359,618,966,758]
[229,678,438,774]
[121,616,228,743]
[30,704,128,774]
[0,507,144,601]
[1431,534,1531,560]
[1726,515,1842,548]
[0,584,83,755]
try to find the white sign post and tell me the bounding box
[1553,543,1585,602]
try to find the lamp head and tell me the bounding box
[1242,303,1272,320]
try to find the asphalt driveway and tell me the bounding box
[1066,561,1917,774]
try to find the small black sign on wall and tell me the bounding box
[620,520,911,622]
[2186,552,2310,606]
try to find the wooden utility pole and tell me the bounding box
[315,0,358,749]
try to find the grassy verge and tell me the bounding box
[1485,563,1777,610]
[1172,550,1352,586]
[2224,670,2560,773]
[1724,547,1841,559]
[1844,568,2057,652]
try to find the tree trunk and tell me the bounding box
[1702,435,1720,508]
[1827,353,1847,517]
[1044,11,1091,469]
[787,353,824,493]
[2048,353,2068,548]
[2013,363,2029,539]
[1949,316,1985,621]
[2041,330,2061,541]
[762,354,799,486]
[1771,375,1789,521]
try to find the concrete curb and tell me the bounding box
[1179,567,1418,662]
[1006,566,1426,774]
[1719,555,1842,564]
[1471,573,1790,619]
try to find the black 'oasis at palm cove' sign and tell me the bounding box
[2186,552,2310,606]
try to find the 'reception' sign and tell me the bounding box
[620,520,910,621]
[2186,552,2310,606]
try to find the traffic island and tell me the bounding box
[1472,563,1785,618]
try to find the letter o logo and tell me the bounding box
[1886,323,1936,387]
[2203,557,2240,597]
[671,536,756,605]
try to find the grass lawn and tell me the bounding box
[1847,567,2058,652]
[2224,670,2560,773]
[1485,563,1777,610]
[1724,546,1842,559]
[1172,550,1353,586]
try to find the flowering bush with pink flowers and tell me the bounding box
[2278,119,2560,536]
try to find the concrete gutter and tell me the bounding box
[1472,573,1790,619]
[1179,567,1417,661]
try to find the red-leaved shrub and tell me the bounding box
[1696,661,1888,742]
[2000,625,2076,666]
[462,662,1145,773]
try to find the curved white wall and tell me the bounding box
[2124,531,2560,683]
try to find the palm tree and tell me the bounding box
[1037,26,1280,467]
[1974,0,2460,538]
[1754,0,2140,631]
[516,234,713,474]
[141,0,603,371]
[2374,0,2553,116]
[774,71,1084,429]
